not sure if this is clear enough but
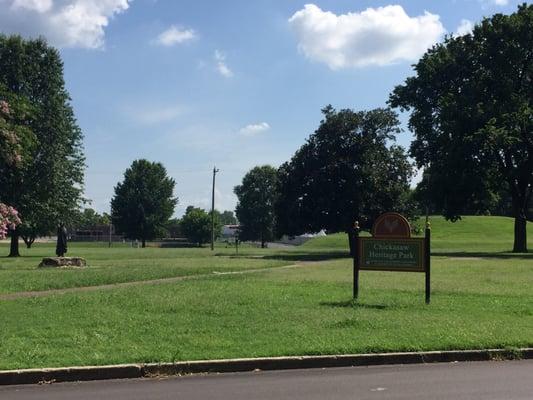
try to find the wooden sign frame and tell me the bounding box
[351,214,431,304]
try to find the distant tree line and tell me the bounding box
[1,4,530,254]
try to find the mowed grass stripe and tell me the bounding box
[0,245,291,294]
[0,262,309,301]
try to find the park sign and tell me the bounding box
[359,238,425,272]
[351,213,431,303]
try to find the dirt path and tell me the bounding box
[0,262,314,301]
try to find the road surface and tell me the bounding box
[2,360,532,399]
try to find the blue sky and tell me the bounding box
[0,0,524,216]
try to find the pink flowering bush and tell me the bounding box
[0,88,37,174]
[0,203,21,240]
[0,97,34,168]
[0,99,21,167]
[0,100,10,115]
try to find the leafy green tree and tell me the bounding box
[165,218,182,238]
[0,35,85,256]
[181,207,221,246]
[219,210,237,225]
[234,165,278,248]
[276,106,415,252]
[390,4,533,252]
[111,159,177,247]
[74,208,110,229]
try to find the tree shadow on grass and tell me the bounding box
[261,251,350,262]
[0,255,45,259]
[320,300,389,310]
[216,251,350,263]
[433,251,533,260]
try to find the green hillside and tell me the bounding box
[302,216,533,253]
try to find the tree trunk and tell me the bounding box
[513,214,527,253]
[142,238,146,248]
[9,231,20,257]
[22,235,35,249]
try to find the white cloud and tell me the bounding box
[479,0,509,7]
[0,0,131,49]
[488,0,508,5]
[214,50,233,78]
[154,26,196,46]
[239,122,270,137]
[288,4,445,69]
[11,0,52,13]
[455,19,474,36]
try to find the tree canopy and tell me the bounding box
[276,106,415,240]
[218,210,237,225]
[234,165,278,248]
[74,208,110,230]
[111,159,177,247]
[390,3,533,252]
[0,35,85,256]
[180,206,221,247]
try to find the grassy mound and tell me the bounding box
[302,216,533,253]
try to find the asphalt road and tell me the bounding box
[2,360,532,400]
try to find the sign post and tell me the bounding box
[425,222,431,304]
[352,221,360,299]
[352,213,431,304]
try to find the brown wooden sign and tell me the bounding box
[352,213,431,304]
[372,212,411,238]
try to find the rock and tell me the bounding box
[39,257,87,268]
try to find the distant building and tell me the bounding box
[222,224,240,238]
[278,230,327,245]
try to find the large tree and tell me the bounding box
[276,106,415,249]
[390,4,533,252]
[180,207,221,247]
[111,159,177,247]
[234,165,278,248]
[0,35,85,256]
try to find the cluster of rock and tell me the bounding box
[38,257,87,268]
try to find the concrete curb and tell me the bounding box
[1,348,532,386]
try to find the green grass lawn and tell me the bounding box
[0,216,532,370]
[0,244,289,294]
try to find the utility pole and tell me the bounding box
[211,166,219,251]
